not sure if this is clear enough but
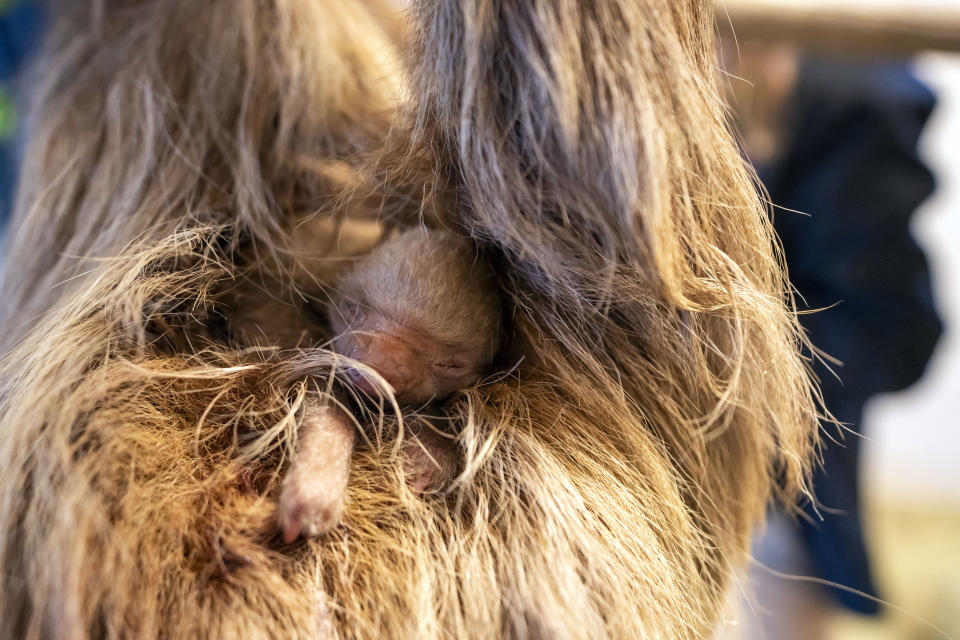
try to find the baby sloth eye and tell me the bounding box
[432,360,467,375]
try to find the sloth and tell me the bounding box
[0,0,819,636]
[232,227,502,542]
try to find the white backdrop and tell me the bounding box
[863,53,960,502]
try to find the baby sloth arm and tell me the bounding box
[279,398,355,543]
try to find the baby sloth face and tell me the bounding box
[330,228,501,406]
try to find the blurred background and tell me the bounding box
[0,1,957,639]
[717,1,960,639]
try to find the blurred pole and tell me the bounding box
[717,0,960,54]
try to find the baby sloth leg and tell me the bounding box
[279,397,355,543]
[402,418,460,493]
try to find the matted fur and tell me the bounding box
[0,1,818,638]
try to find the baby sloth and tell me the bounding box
[279,228,502,542]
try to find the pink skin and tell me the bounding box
[343,331,423,401]
[400,422,459,493]
[278,320,469,542]
[335,313,481,406]
[278,400,356,543]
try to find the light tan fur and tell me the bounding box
[0,1,819,638]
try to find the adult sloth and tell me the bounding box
[0,1,817,638]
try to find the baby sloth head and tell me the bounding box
[330,228,502,406]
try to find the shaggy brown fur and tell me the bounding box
[0,1,819,639]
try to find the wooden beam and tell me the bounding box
[717,0,960,54]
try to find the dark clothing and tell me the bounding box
[0,0,43,227]
[759,58,942,614]
[0,1,42,80]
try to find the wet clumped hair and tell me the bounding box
[0,1,818,638]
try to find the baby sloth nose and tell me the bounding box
[347,331,421,399]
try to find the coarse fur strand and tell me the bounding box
[0,1,820,639]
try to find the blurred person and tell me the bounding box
[0,0,42,230]
[723,46,943,639]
